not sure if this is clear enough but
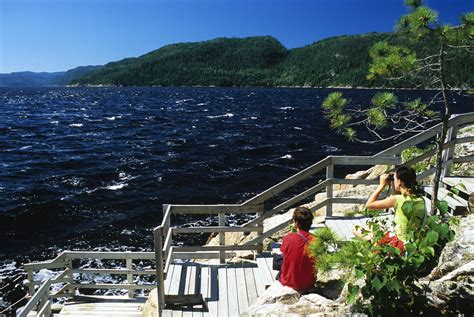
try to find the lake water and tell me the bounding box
[0,87,472,311]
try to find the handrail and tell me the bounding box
[22,250,157,316]
[17,279,52,317]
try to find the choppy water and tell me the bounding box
[0,87,472,312]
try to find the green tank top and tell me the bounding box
[394,194,426,241]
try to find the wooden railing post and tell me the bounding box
[65,257,74,298]
[26,268,35,296]
[326,163,334,217]
[441,120,458,178]
[126,258,134,298]
[219,212,226,264]
[154,227,165,317]
[256,205,264,254]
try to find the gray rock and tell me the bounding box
[423,214,474,314]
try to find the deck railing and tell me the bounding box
[21,251,155,316]
[152,112,474,315]
[22,112,474,317]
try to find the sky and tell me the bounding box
[0,0,472,73]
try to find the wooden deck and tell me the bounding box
[325,214,394,240]
[58,298,146,316]
[162,255,277,317]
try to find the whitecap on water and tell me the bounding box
[175,98,193,104]
[206,113,234,119]
[50,120,59,124]
[196,102,209,106]
[293,127,302,130]
[105,183,128,190]
[322,145,342,153]
[280,154,293,160]
[69,123,83,127]
[279,106,294,111]
[19,145,32,150]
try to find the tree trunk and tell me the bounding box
[430,37,450,215]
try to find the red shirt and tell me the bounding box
[279,230,316,291]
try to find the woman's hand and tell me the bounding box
[379,173,391,187]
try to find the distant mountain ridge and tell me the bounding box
[71,33,473,88]
[2,33,472,88]
[0,66,102,87]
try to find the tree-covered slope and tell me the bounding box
[71,33,473,88]
[73,36,288,87]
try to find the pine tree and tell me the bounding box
[323,0,473,213]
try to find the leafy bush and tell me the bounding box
[308,214,456,316]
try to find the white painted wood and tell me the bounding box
[200,265,210,302]
[219,213,225,264]
[173,226,262,234]
[168,264,182,296]
[207,265,218,317]
[243,264,258,306]
[234,263,249,315]
[225,265,239,316]
[255,255,274,288]
[170,204,261,214]
[242,156,332,205]
[217,266,228,317]
[331,156,401,166]
[64,251,155,260]
[251,265,266,298]
[442,177,474,195]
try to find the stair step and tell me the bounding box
[442,176,474,198]
[423,186,468,214]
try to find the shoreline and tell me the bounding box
[62,84,473,91]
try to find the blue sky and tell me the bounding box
[0,0,472,73]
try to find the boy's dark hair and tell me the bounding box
[293,207,313,231]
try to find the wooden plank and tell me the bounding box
[226,265,239,316]
[242,156,332,205]
[165,264,175,294]
[70,268,155,275]
[325,219,344,240]
[443,177,474,195]
[200,265,210,317]
[173,226,262,234]
[255,254,274,287]
[69,283,155,290]
[168,264,182,296]
[454,155,474,163]
[251,265,266,298]
[217,266,228,317]
[235,263,249,315]
[331,156,401,166]
[424,186,468,211]
[173,245,260,252]
[170,204,261,214]
[243,264,258,306]
[207,265,218,317]
[64,251,155,260]
[263,256,278,281]
[173,252,236,260]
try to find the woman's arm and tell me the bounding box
[365,174,397,210]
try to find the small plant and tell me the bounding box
[309,213,455,316]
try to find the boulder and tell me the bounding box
[423,214,474,314]
[141,288,158,317]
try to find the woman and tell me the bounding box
[357,166,426,242]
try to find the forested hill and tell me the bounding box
[72,34,473,88]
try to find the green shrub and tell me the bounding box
[309,214,456,316]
